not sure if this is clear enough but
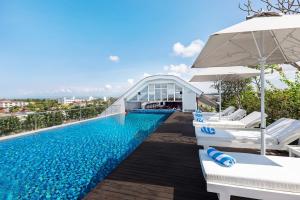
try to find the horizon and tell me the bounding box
[1,0,298,98]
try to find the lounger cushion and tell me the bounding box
[195,128,277,145]
[267,119,300,144]
[193,120,246,129]
[199,150,300,193]
[239,111,262,128]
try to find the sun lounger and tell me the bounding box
[195,118,300,150]
[207,109,246,121]
[194,106,235,118]
[193,111,263,129]
[199,150,300,200]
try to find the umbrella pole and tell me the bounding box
[219,80,222,120]
[259,58,266,155]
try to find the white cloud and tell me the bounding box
[164,63,195,78]
[163,63,202,81]
[127,78,134,85]
[164,64,189,74]
[109,55,120,62]
[173,39,204,57]
[105,84,112,89]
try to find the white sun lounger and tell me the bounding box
[195,118,300,150]
[207,109,247,121]
[193,111,263,129]
[199,150,300,200]
[194,106,236,118]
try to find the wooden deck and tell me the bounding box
[84,112,252,200]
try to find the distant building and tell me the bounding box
[0,100,29,108]
[57,96,95,105]
[88,96,94,101]
[58,97,81,105]
[107,75,215,112]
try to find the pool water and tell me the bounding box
[0,112,170,199]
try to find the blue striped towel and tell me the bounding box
[207,147,236,167]
[195,112,202,117]
[195,109,202,113]
[201,127,216,134]
[196,116,204,122]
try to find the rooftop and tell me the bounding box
[84,112,263,200]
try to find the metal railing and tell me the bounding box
[99,105,122,117]
[0,104,121,136]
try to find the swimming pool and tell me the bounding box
[0,112,170,199]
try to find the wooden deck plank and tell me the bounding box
[84,112,253,200]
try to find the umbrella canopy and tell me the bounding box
[190,66,260,120]
[190,66,260,82]
[191,13,300,155]
[192,14,300,68]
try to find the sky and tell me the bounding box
[0,0,298,98]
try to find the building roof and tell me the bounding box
[122,75,204,100]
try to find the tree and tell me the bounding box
[0,116,21,135]
[239,0,300,15]
[212,78,252,109]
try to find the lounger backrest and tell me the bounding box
[239,111,264,128]
[267,118,300,145]
[266,118,289,134]
[227,109,246,121]
[221,106,235,116]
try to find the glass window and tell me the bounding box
[129,95,138,101]
[175,93,182,101]
[168,94,174,101]
[167,83,175,101]
[140,93,148,101]
[161,84,167,89]
[155,89,161,101]
[175,84,182,92]
[149,84,154,92]
[162,89,167,101]
[149,94,154,101]
[136,86,148,101]
[155,83,161,89]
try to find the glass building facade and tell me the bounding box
[128,83,183,102]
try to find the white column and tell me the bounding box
[219,80,222,120]
[260,58,266,155]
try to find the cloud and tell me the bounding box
[173,39,204,57]
[105,84,112,89]
[163,63,203,81]
[127,78,134,85]
[109,55,120,62]
[164,64,189,74]
[163,63,192,77]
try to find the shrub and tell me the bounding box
[0,116,21,135]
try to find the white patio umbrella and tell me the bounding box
[190,66,260,120]
[192,13,300,155]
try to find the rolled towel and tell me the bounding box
[201,126,216,134]
[195,112,202,117]
[207,147,236,167]
[196,116,204,122]
[195,109,202,113]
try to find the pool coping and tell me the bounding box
[0,112,123,142]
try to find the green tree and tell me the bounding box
[0,116,21,135]
[212,78,252,109]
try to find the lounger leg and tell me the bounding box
[217,193,230,200]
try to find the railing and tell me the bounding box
[0,104,121,137]
[99,105,122,117]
